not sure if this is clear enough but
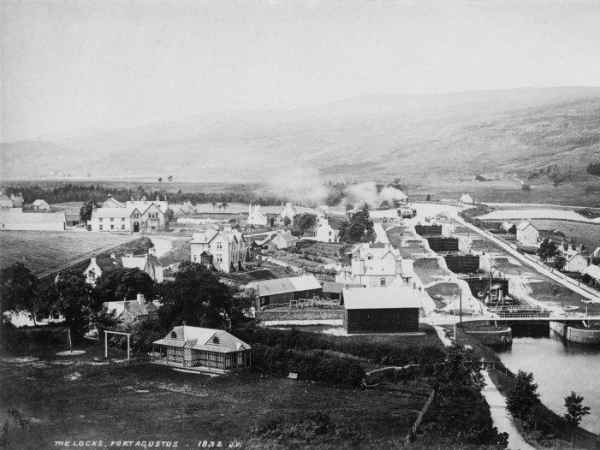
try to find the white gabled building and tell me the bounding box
[516,221,539,248]
[247,204,268,226]
[459,193,474,205]
[90,196,166,233]
[337,243,400,287]
[190,225,247,273]
[563,253,589,273]
[303,215,339,243]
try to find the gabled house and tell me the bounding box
[336,243,400,287]
[190,225,247,273]
[459,193,474,205]
[247,204,268,226]
[246,274,322,308]
[303,216,339,243]
[83,254,122,286]
[121,251,164,283]
[0,194,13,209]
[32,199,51,211]
[151,325,252,373]
[563,253,589,273]
[516,221,539,248]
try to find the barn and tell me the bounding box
[343,286,423,334]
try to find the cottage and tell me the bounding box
[122,251,164,283]
[563,253,589,273]
[303,216,339,243]
[32,199,51,211]
[343,285,423,334]
[516,221,539,248]
[459,193,474,205]
[246,274,322,308]
[190,225,247,273]
[103,294,158,324]
[152,326,252,373]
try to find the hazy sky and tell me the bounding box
[2,0,600,142]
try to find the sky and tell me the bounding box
[1,0,600,142]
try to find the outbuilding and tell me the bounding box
[247,274,322,308]
[343,286,423,334]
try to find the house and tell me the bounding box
[398,205,417,218]
[304,216,339,243]
[102,196,126,208]
[516,221,539,248]
[563,253,589,273]
[32,199,51,211]
[280,202,297,222]
[0,193,23,209]
[343,285,423,334]
[0,194,13,209]
[83,254,122,285]
[267,230,298,250]
[151,325,252,373]
[459,193,474,205]
[336,243,400,287]
[126,196,169,214]
[121,251,164,283]
[90,207,140,232]
[103,294,158,324]
[500,222,516,233]
[246,274,322,308]
[190,225,247,273]
[0,208,66,231]
[247,204,268,226]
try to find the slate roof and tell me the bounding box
[343,286,424,310]
[246,274,322,297]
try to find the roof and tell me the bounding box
[153,326,250,353]
[582,265,600,280]
[247,274,322,297]
[103,299,156,320]
[92,207,138,219]
[88,254,123,273]
[32,199,49,206]
[343,285,424,310]
[517,221,536,231]
[322,281,363,294]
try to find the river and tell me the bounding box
[496,334,600,434]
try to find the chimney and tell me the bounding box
[136,293,145,304]
[91,256,97,265]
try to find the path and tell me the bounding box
[481,370,535,450]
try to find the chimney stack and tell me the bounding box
[136,293,145,304]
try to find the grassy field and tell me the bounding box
[0,352,428,449]
[0,231,136,275]
[528,219,600,250]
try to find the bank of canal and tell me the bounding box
[497,333,600,434]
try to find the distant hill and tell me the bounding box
[2,87,599,190]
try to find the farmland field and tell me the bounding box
[527,219,600,251]
[0,231,136,275]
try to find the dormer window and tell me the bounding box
[212,335,220,344]
[170,331,177,338]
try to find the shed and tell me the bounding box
[343,286,422,334]
[246,274,322,308]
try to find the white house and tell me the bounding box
[32,199,51,211]
[516,221,539,248]
[90,200,166,233]
[190,225,247,273]
[459,193,474,205]
[122,251,164,283]
[337,243,400,287]
[247,204,268,226]
[83,255,122,286]
[563,253,589,273]
[303,215,339,243]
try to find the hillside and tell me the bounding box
[2,87,599,200]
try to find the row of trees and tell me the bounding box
[0,261,242,346]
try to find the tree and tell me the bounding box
[283,216,291,227]
[292,213,317,237]
[164,208,175,224]
[338,205,374,243]
[157,177,163,184]
[158,262,232,330]
[553,255,567,271]
[92,268,155,309]
[506,371,540,426]
[537,238,559,262]
[0,263,40,325]
[564,391,590,427]
[54,270,92,340]
[167,175,173,182]
[79,200,96,224]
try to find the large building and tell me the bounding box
[0,208,66,231]
[336,243,400,287]
[247,204,268,226]
[516,221,540,248]
[190,225,247,273]
[343,285,423,334]
[89,199,166,233]
[151,325,252,374]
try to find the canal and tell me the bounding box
[496,333,600,434]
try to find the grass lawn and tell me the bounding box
[0,231,137,275]
[0,354,428,449]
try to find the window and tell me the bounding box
[212,335,220,344]
[110,225,114,230]
[216,242,223,250]
[99,225,103,230]
[110,218,114,222]
[99,218,103,222]
[380,278,386,286]
[170,331,177,338]
[121,217,125,221]
[121,225,125,230]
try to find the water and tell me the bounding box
[497,334,600,434]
